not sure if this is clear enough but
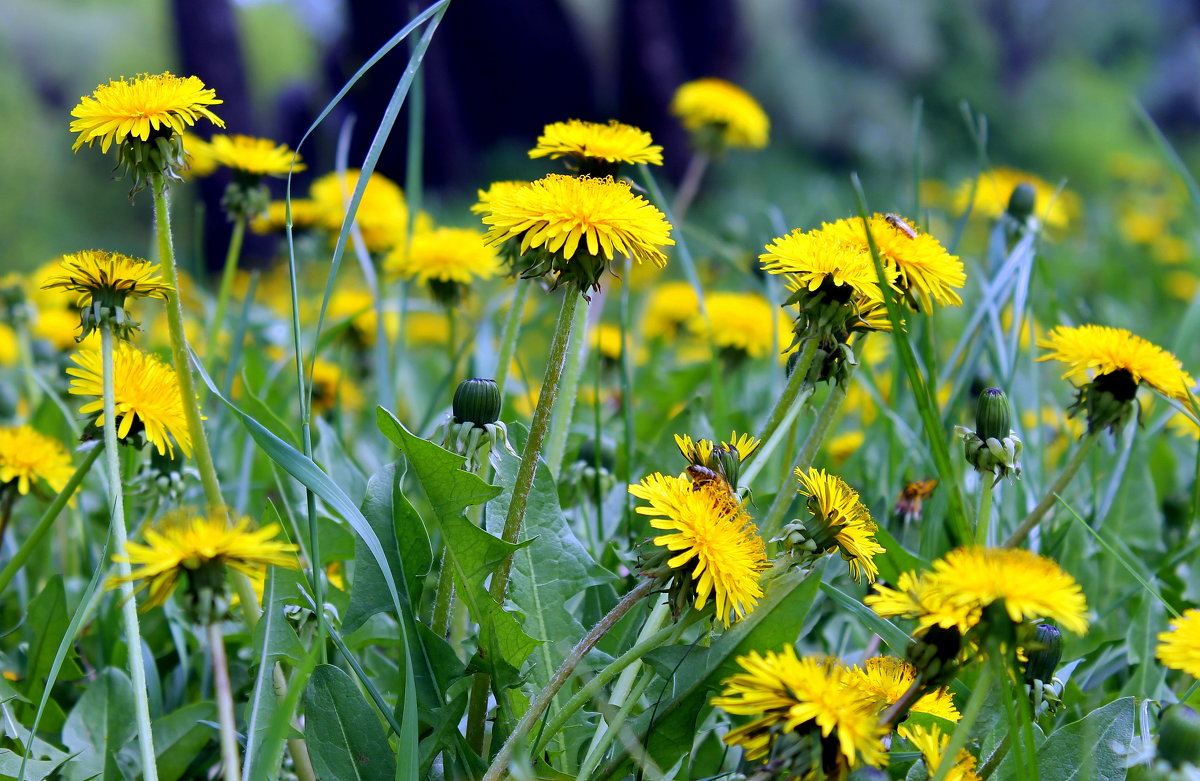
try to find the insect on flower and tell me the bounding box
[894,478,938,523]
[884,212,918,239]
[686,464,725,492]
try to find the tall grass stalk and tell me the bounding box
[206,215,247,360]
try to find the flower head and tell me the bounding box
[760,229,889,305]
[820,215,966,311]
[309,356,364,415]
[109,510,299,619]
[671,78,769,151]
[711,647,887,772]
[471,180,528,216]
[643,281,700,340]
[629,472,766,626]
[674,431,760,492]
[249,199,322,235]
[844,656,960,724]
[952,167,1080,231]
[206,134,303,179]
[67,343,192,458]
[385,226,501,306]
[529,119,663,174]
[905,724,981,781]
[43,250,172,340]
[310,169,408,253]
[1158,609,1200,679]
[481,174,674,293]
[70,72,224,154]
[778,467,885,582]
[0,426,75,496]
[688,291,790,362]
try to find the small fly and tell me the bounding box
[884,213,918,239]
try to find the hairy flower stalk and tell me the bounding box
[101,324,160,781]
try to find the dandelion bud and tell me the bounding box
[976,387,1011,443]
[907,625,962,687]
[1006,182,1037,223]
[1158,705,1200,769]
[453,378,502,428]
[713,445,741,491]
[1022,623,1063,685]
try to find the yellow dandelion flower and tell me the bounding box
[904,724,981,781]
[0,323,17,367]
[671,78,769,150]
[820,215,966,310]
[0,426,75,496]
[385,226,501,292]
[180,131,218,177]
[310,169,408,253]
[470,180,528,215]
[688,291,790,361]
[529,119,663,168]
[643,281,700,340]
[309,356,364,415]
[109,511,299,610]
[1157,609,1200,679]
[67,343,193,458]
[31,308,93,352]
[70,72,225,154]
[42,250,172,309]
[952,167,1080,231]
[793,467,885,582]
[206,134,304,178]
[482,174,674,291]
[760,228,890,304]
[827,430,865,465]
[844,657,960,723]
[712,647,888,770]
[1037,324,1194,403]
[404,310,450,347]
[589,323,648,364]
[629,472,766,626]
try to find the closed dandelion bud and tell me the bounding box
[1022,623,1063,684]
[1006,182,1037,223]
[221,179,271,221]
[1158,705,1200,769]
[181,557,231,626]
[714,445,741,490]
[453,378,502,428]
[976,387,1011,443]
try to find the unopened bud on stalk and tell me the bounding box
[957,386,1022,485]
[1022,623,1063,685]
[1007,182,1037,224]
[453,378,502,428]
[976,387,1011,443]
[440,378,514,470]
[1158,705,1200,769]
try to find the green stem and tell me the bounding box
[618,260,635,539]
[740,337,820,488]
[671,151,710,223]
[1003,430,1099,548]
[206,216,246,360]
[494,282,532,399]
[930,664,994,781]
[102,324,159,781]
[976,481,994,546]
[545,295,589,475]
[482,577,656,781]
[465,289,583,753]
[15,317,41,413]
[576,657,656,781]
[209,621,241,781]
[760,379,851,538]
[0,445,102,593]
[151,174,224,516]
[531,608,705,759]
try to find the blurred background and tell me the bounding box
[4,0,1199,272]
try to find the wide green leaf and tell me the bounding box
[20,575,81,730]
[1029,696,1134,781]
[152,701,218,781]
[304,664,397,781]
[61,667,136,781]
[820,581,912,655]
[0,751,70,781]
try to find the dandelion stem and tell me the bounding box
[151,173,225,516]
[0,445,102,593]
[209,621,242,781]
[206,215,247,360]
[741,337,820,486]
[494,281,532,399]
[482,577,657,781]
[545,294,589,475]
[1003,430,1099,548]
[976,480,995,546]
[101,323,159,781]
[880,678,927,727]
[930,663,994,781]
[672,151,710,222]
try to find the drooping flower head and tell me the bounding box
[1157,609,1200,680]
[674,431,760,493]
[67,343,192,458]
[70,72,225,187]
[952,167,1080,232]
[671,78,770,153]
[385,226,502,307]
[777,467,885,582]
[42,250,173,340]
[481,174,674,294]
[711,647,888,775]
[904,724,982,781]
[529,119,663,176]
[310,169,409,253]
[629,472,766,627]
[108,510,299,622]
[1038,324,1194,434]
[0,426,75,497]
[820,214,966,312]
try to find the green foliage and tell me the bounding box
[304,664,397,781]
